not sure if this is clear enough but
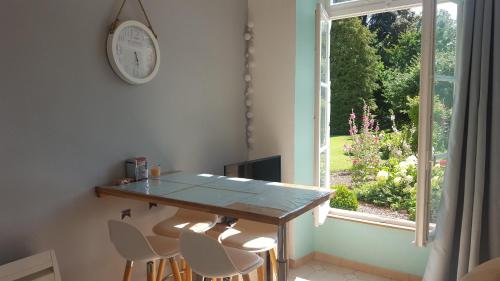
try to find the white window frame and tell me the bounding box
[314,3,331,190]
[323,0,463,246]
[414,0,437,247]
[327,0,461,20]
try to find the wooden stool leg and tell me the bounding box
[185,263,193,281]
[169,257,182,281]
[180,259,187,281]
[231,275,239,281]
[147,261,156,281]
[257,265,265,281]
[269,249,278,279]
[156,259,166,281]
[123,260,133,281]
[242,274,251,281]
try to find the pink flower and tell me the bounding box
[343,144,351,153]
[350,110,356,120]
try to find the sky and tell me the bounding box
[411,3,458,20]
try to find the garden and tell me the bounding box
[327,8,456,222]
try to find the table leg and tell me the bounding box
[277,224,288,281]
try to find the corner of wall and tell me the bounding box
[291,0,319,260]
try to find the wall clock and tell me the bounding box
[107,20,160,85]
[107,0,160,85]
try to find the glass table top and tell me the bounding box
[98,172,332,224]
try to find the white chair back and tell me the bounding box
[0,250,61,281]
[108,220,157,262]
[179,232,236,278]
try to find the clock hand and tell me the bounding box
[134,51,139,65]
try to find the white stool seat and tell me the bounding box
[146,236,180,258]
[180,231,263,279]
[153,209,218,238]
[225,247,264,274]
[208,219,277,253]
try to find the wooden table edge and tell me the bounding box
[95,183,334,225]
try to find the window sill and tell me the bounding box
[328,208,416,232]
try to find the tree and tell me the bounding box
[366,10,421,129]
[382,60,420,126]
[368,10,420,67]
[330,17,382,135]
[384,10,457,120]
[380,27,421,126]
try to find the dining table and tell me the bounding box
[95,171,333,281]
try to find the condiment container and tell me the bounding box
[126,157,148,181]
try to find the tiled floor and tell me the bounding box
[289,260,395,281]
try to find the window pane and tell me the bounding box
[321,20,330,83]
[330,7,422,221]
[320,150,328,187]
[430,2,458,224]
[320,86,328,147]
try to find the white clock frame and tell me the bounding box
[107,20,161,85]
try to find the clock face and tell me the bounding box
[116,25,156,78]
[107,21,160,84]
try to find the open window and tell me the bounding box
[314,3,331,190]
[315,0,463,246]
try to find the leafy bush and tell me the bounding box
[430,162,446,222]
[406,95,452,154]
[379,130,413,160]
[330,185,358,211]
[406,96,419,152]
[357,155,417,215]
[356,154,447,221]
[345,104,382,185]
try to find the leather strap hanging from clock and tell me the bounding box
[109,0,158,38]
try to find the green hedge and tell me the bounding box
[330,185,358,211]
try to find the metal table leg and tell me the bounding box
[277,224,288,281]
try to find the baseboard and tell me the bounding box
[291,251,422,281]
[289,252,315,269]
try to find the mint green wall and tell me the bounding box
[292,0,317,260]
[294,0,316,186]
[314,219,430,276]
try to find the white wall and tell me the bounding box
[0,0,247,280]
[247,0,296,183]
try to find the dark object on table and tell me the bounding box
[222,155,282,226]
[224,155,281,182]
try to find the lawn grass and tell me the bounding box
[330,135,352,172]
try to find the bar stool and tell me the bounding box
[180,231,264,281]
[153,209,218,281]
[461,258,500,281]
[108,220,183,281]
[207,219,278,281]
[153,209,218,238]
